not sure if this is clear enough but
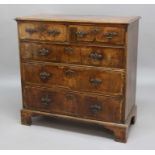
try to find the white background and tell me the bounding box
[0,4,155,149]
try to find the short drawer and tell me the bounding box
[22,63,124,95]
[69,25,125,45]
[24,86,123,123]
[20,42,125,69]
[20,42,81,64]
[18,22,67,42]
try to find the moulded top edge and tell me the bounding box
[15,14,141,24]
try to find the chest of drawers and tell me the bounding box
[16,15,140,142]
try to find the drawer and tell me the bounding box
[24,86,123,123]
[20,42,81,64]
[20,42,125,68]
[69,25,125,45]
[18,22,67,42]
[22,63,124,95]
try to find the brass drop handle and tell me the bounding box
[25,28,38,34]
[38,48,49,56]
[65,70,76,77]
[26,26,46,34]
[90,79,102,86]
[47,30,60,36]
[41,95,52,106]
[89,52,103,61]
[76,28,100,38]
[90,104,102,114]
[104,32,118,39]
[76,31,89,38]
[64,47,73,54]
[40,72,50,81]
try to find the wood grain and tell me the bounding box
[22,62,125,96]
[69,25,126,45]
[16,15,140,142]
[124,20,139,120]
[20,41,125,68]
[18,22,67,42]
[16,14,140,24]
[20,104,137,142]
[24,86,123,123]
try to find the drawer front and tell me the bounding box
[69,25,125,45]
[20,42,81,64]
[18,22,67,42]
[20,42,125,68]
[22,63,124,95]
[81,47,125,68]
[24,86,123,123]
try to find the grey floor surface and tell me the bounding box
[0,72,155,150]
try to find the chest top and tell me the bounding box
[16,14,140,24]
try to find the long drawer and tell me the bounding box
[22,62,125,95]
[24,86,123,123]
[20,42,125,69]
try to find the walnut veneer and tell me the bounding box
[16,15,140,142]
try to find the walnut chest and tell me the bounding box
[16,15,140,142]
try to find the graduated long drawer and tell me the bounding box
[22,62,125,96]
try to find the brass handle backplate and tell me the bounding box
[38,48,49,56]
[47,30,60,36]
[90,104,102,114]
[76,31,89,38]
[25,28,38,34]
[40,72,50,81]
[41,94,52,106]
[104,32,118,39]
[25,27,60,37]
[26,26,46,34]
[76,28,100,38]
[90,79,102,86]
[89,52,103,61]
